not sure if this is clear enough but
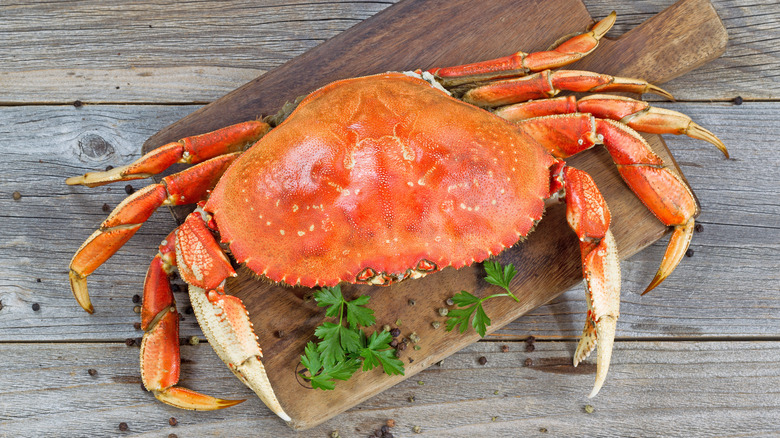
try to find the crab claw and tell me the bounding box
[572,231,621,398]
[189,286,291,422]
[141,308,245,410]
[562,167,621,397]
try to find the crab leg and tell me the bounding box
[558,165,621,397]
[69,153,238,313]
[495,95,728,157]
[429,12,617,87]
[519,113,699,293]
[462,70,672,107]
[176,212,290,421]
[140,232,244,410]
[66,121,269,188]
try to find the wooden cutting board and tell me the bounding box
[142,0,727,429]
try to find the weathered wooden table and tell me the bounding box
[1,1,778,436]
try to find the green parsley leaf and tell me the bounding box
[359,331,404,376]
[446,262,517,337]
[345,295,375,329]
[314,285,344,318]
[314,322,345,367]
[446,303,478,334]
[300,341,322,376]
[451,290,481,306]
[472,302,491,337]
[484,260,518,298]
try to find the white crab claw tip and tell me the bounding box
[591,316,617,398]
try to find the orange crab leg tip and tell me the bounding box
[68,270,94,313]
[687,122,730,158]
[646,83,675,101]
[591,11,617,39]
[643,218,696,295]
[153,386,245,411]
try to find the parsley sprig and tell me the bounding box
[300,286,404,390]
[446,261,518,337]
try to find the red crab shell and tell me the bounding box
[205,72,556,287]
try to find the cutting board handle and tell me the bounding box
[574,0,728,83]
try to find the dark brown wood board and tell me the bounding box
[140,0,727,430]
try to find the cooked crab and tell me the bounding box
[66,12,726,421]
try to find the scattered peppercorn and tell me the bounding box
[492,416,497,422]
[383,324,391,332]
[397,342,406,351]
[275,330,284,338]
[12,191,21,201]
[36,278,41,283]
[395,319,402,326]
[132,294,141,304]
[408,299,416,306]
[135,337,143,347]
[445,298,454,306]
[390,328,401,337]
[386,419,395,428]
[88,368,98,376]
[125,338,135,347]
[431,321,440,329]
[413,345,421,351]
[124,184,135,195]
[478,356,487,365]
[540,427,548,433]
[694,223,704,233]
[417,380,424,385]
[525,336,536,352]
[733,96,743,105]
[189,336,200,345]
[438,307,448,316]
[32,303,40,311]
[381,425,389,434]
[184,305,193,314]
[73,100,83,108]
[105,165,114,171]
[133,305,141,313]
[384,433,394,438]
[524,358,533,367]
[168,434,178,438]
[102,203,110,212]
[501,345,509,353]
[494,390,499,395]
[409,332,420,343]
[408,395,415,402]
[390,339,398,348]
[118,422,128,431]
[413,425,422,433]
[394,350,401,358]
[133,322,141,330]
[169,417,178,426]
[330,430,340,438]
[584,404,595,414]
[686,249,694,257]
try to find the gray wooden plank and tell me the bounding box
[0,0,776,103]
[1,340,779,437]
[0,102,777,341]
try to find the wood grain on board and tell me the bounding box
[134,0,727,429]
